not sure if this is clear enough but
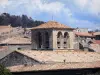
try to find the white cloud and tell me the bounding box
[27,0,65,15]
[0,0,8,6]
[74,0,89,9]
[0,0,66,16]
[74,0,100,16]
[89,0,100,15]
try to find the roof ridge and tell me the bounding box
[31,21,73,30]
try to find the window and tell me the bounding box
[57,32,63,49]
[64,42,66,44]
[57,42,60,44]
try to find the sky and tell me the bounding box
[0,0,100,30]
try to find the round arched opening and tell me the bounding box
[57,32,63,49]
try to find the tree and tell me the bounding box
[0,64,12,75]
[0,12,45,27]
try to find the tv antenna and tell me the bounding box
[52,13,54,21]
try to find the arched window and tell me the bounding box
[37,32,42,48]
[64,32,69,38]
[57,32,63,49]
[57,32,62,38]
[63,32,69,48]
[45,32,49,49]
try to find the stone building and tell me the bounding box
[0,36,31,50]
[74,32,94,50]
[75,28,88,33]
[0,51,40,67]
[31,21,75,50]
[94,32,100,40]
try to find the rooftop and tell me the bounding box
[93,32,100,35]
[31,21,74,30]
[0,36,31,44]
[0,50,100,72]
[75,32,94,37]
[92,40,100,44]
[16,50,100,63]
[8,61,100,72]
[0,25,12,34]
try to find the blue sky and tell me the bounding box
[0,0,100,30]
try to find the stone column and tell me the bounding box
[52,30,57,50]
[69,31,74,49]
[49,31,53,49]
[60,32,64,49]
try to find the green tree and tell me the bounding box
[0,64,12,75]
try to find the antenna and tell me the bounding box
[52,14,53,21]
[52,13,54,21]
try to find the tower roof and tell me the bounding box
[31,21,74,30]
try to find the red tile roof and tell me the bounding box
[75,32,94,37]
[92,40,100,44]
[93,32,100,35]
[8,61,100,72]
[31,21,74,30]
[0,37,31,44]
[0,25,12,33]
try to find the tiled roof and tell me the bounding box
[0,25,12,33]
[93,32,100,35]
[31,21,74,30]
[75,32,94,37]
[8,61,100,72]
[16,50,100,63]
[0,37,31,44]
[0,25,11,28]
[92,40,100,44]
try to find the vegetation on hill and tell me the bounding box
[0,64,12,75]
[0,13,45,27]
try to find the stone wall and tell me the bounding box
[52,29,75,50]
[8,44,31,50]
[0,51,40,67]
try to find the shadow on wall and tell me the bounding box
[88,48,95,52]
[79,43,84,50]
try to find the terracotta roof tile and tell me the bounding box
[92,40,100,44]
[93,32,100,35]
[8,61,100,72]
[0,25,12,33]
[75,32,94,37]
[31,21,74,30]
[16,50,100,63]
[0,37,31,44]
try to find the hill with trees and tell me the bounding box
[0,13,45,27]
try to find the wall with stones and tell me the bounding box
[8,44,31,50]
[0,51,40,67]
[52,29,75,50]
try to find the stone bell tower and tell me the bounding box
[31,21,75,50]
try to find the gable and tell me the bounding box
[0,51,40,67]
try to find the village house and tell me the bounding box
[0,36,31,50]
